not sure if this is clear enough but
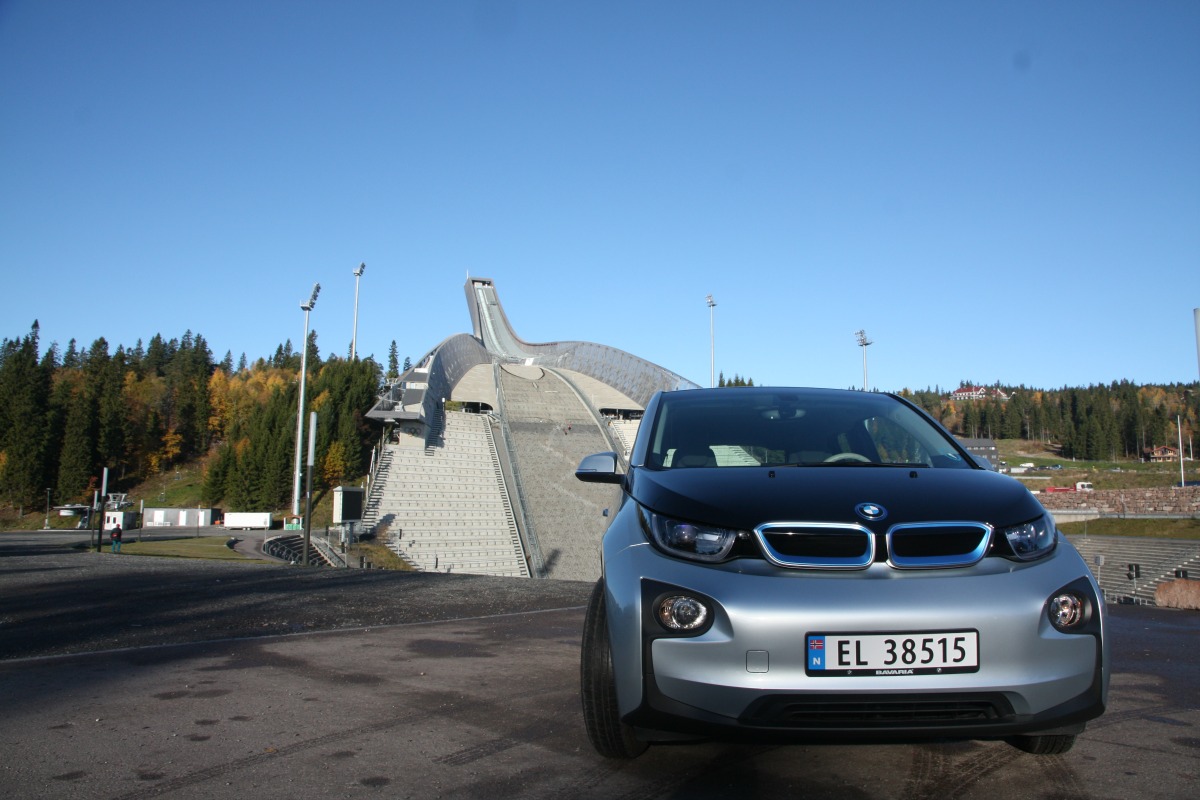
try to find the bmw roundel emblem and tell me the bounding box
[855,502,887,521]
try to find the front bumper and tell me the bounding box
[604,536,1108,743]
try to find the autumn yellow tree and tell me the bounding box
[207,368,232,443]
[321,440,352,486]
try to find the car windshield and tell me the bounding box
[643,389,970,470]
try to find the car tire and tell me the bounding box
[580,578,648,759]
[1006,733,1077,755]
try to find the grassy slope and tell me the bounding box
[1057,518,1200,539]
[997,439,1198,491]
[3,456,352,532]
[102,536,273,561]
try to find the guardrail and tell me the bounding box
[312,535,346,567]
[493,361,544,577]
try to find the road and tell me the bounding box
[0,531,1197,799]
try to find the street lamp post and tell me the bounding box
[707,294,717,388]
[44,487,51,530]
[292,283,320,519]
[303,411,317,567]
[351,262,365,360]
[855,329,873,391]
[1179,414,1186,489]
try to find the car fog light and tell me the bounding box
[1048,593,1085,631]
[657,595,709,631]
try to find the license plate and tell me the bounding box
[806,631,979,676]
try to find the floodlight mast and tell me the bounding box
[292,283,320,518]
[1194,308,1199,381]
[855,329,873,391]
[707,294,717,388]
[351,263,365,360]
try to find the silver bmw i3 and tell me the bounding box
[575,387,1108,759]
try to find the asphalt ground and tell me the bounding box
[1,531,1198,800]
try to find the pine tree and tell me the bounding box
[962,402,980,439]
[0,323,52,511]
[143,334,168,377]
[201,440,235,505]
[41,350,72,498]
[130,338,145,372]
[1001,394,1024,439]
[63,338,81,369]
[56,378,98,502]
[96,345,129,479]
[306,329,321,371]
[386,340,399,381]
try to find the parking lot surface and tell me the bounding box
[1,534,1197,799]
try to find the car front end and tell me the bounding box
[577,388,1108,758]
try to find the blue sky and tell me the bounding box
[2,1,1197,393]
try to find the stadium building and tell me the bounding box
[364,277,698,581]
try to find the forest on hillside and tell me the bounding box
[714,373,1197,461]
[0,321,383,514]
[900,382,1197,461]
[1,319,1197,514]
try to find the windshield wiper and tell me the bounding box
[776,461,930,468]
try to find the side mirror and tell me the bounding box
[575,451,623,484]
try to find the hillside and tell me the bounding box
[1,453,355,532]
[5,437,1195,532]
[997,439,1197,491]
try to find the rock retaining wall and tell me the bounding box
[1155,579,1200,610]
[1037,487,1200,517]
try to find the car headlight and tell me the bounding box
[656,595,710,631]
[1047,592,1085,632]
[1000,514,1057,561]
[642,508,741,562]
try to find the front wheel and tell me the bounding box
[1006,733,1077,755]
[580,578,648,759]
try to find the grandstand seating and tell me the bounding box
[263,534,337,567]
[1067,535,1200,605]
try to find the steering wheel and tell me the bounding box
[824,452,872,463]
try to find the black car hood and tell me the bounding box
[627,465,1044,531]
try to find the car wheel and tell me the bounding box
[1006,733,1077,755]
[580,578,648,759]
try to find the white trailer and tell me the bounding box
[104,510,138,530]
[143,507,215,527]
[222,512,273,530]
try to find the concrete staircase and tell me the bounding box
[609,419,640,457]
[369,411,528,577]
